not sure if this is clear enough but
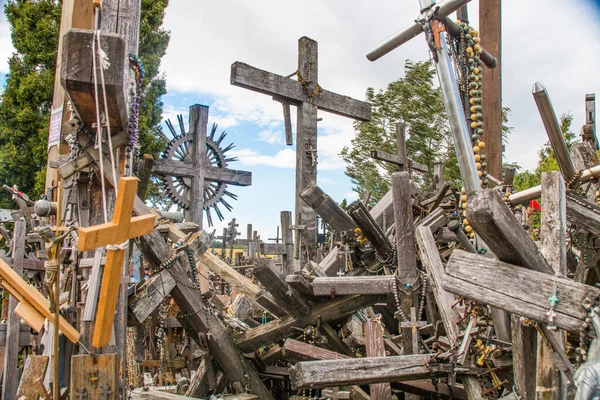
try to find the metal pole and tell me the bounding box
[447,220,477,253]
[508,164,600,205]
[533,82,577,184]
[366,0,471,61]
[435,29,481,195]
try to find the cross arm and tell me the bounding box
[231,62,371,121]
[76,214,155,251]
[370,151,428,173]
[152,159,252,186]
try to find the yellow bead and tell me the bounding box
[480,179,483,185]
[465,225,473,233]
[478,171,483,177]
[474,44,481,51]
[478,141,486,148]
[468,232,475,238]
[471,121,478,129]
[463,218,469,225]
[461,203,467,209]
[477,47,483,54]
[471,114,478,121]
[474,68,480,74]
[475,76,479,82]
[461,187,466,194]
[476,162,482,169]
[467,47,473,54]
[474,37,481,43]
[472,30,479,36]
[507,192,512,196]
[470,105,476,113]
[461,195,467,202]
[474,154,481,162]
[470,98,476,105]
[473,146,480,153]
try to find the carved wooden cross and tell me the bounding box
[151,105,252,228]
[232,36,371,267]
[77,177,156,348]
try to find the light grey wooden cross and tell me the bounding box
[75,388,88,399]
[232,36,371,268]
[151,105,252,228]
[99,385,112,400]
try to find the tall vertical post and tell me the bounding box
[295,38,318,267]
[480,0,502,180]
[189,105,209,229]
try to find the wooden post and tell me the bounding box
[2,220,25,400]
[480,0,502,180]
[536,171,567,399]
[363,320,392,400]
[300,184,355,233]
[392,171,417,286]
[281,211,294,276]
[190,105,208,228]
[231,36,371,267]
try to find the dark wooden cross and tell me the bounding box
[399,307,427,355]
[151,105,252,228]
[231,36,371,268]
[371,122,428,174]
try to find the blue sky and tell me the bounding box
[1,0,599,240]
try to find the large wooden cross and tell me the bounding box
[77,177,155,348]
[231,36,371,267]
[151,105,252,228]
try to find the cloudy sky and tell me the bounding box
[1,0,599,239]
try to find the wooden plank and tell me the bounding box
[363,321,392,400]
[566,190,600,237]
[0,323,32,347]
[285,274,314,297]
[230,62,370,121]
[466,189,553,274]
[511,314,537,400]
[189,105,208,228]
[16,354,49,400]
[392,171,417,285]
[281,339,351,362]
[536,171,566,398]
[289,354,444,389]
[259,243,288,255]
[2,221,25,400]
[444,250,597,333]
[347,200,393,256]
[235,295,385,352]
[281,211,294,276]
[300,184,356,232]
[253,258,311,317]
[184,357,209,398]
[70,354,118,399]
[82,248,104,322]
[311,276,394,296]
[370,151,428,173]
[480,0,502,180]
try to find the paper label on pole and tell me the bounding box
[47,107,63,148]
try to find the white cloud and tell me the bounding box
[258,129,283,144]
[229,148,296,169]
[344,191,359,201]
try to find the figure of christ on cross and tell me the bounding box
[77,177,156,348]
[231,36,371,269]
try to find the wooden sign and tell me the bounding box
[70,354,118,400]
[0,258,79,343]
[77,177,156,348]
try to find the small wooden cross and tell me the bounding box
[268,226,281,244]
[77,177,156,348]
[74,388,88,399]
[399,307,428,355]
[99,385,112,400]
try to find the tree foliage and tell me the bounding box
[0,0,170,207]
[340,60,453,206]
[513,112,575,192]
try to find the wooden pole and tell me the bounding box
[480,0,502,180]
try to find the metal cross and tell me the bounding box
[75,388,88,400]
[99,385,113,400]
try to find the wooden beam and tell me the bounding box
[392,171,417,285]
[152,159,252,186]
[480,0,502,180]
[364,320,393,400]
[566,190,600,237]
[347,200,393,256]
[230,62,370,122]
[444,250,597,333]
[370,151,428,173]
[311,276,394,296]
[235,295,384,352]
[511,314,537,400]
[466,189,554,274]
[289,354,445,389]
[300,184,356,232]
[281,339,350,362]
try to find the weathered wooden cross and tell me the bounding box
[231,36,371,267]
[76,177,156,348]
[151,105,252,228]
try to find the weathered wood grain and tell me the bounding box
[282,339,350,362]
[566,190,600,237]
[16,354,49,400]
[311,275,394,296]
[444,250,599,333]
[236,295,384,352]
[392,171,417,285]
[300,184,356,232]
[511,314,537,400]
[290,354,444,389]
[364,320,393,400]
[466,189,553,274]
[347,200,393,256]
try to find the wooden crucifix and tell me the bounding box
[231,36,371,267]
[151,105,252,228]
[77,177,155,348]
[371,122,428,174]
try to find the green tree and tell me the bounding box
[340,60,450,206]
[512,112,575,192]
[0,0,170,207]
